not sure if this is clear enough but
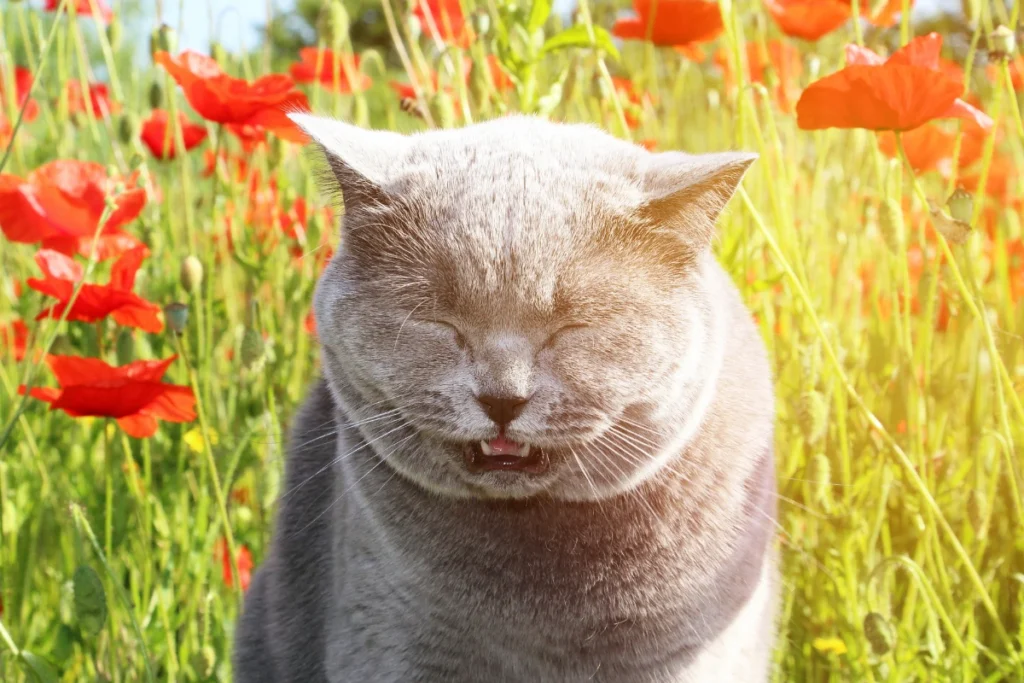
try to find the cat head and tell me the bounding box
[291,114,755,501]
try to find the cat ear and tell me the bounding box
[287,113,410,207]
[639,151,757,257]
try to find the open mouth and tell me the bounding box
[463,436,550,475]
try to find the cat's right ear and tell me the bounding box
[287,113,409,207]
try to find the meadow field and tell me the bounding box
[1,0,1022,680]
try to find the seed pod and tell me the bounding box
[240,327,266,371]
[472,10,492,37]
[318,1,351,47]
[927,196,971,245]
[863,612,896,655]
[73,565,107,638]
[164,302,190,334]
[148,81,163,109]
[149,24,178,59]
[989,25,1016,62]
[117,113,139,145]
[180,255,204,294]
[946,188,974,225]
[106,20,123,51]
[878,197,904,252]
[798,390,829,445]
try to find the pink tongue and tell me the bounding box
[487,435,524,456]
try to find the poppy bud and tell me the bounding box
[164,302,190,334]
[472,10,492,37]
[180,255,204,294]
[318,2,351,47]
[946,188,974,224]
[115,329,134,365]
[149,24,178,60]
[989,25,1016,62]
[863,612,895,655]
[240,327,266,371]
[106,20,123,51]
[148,81,163,109]
[117,113,140,145]
[190,645,217,678]
[408,15,423,41]
[878,197,905,252]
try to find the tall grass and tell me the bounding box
[1,0,1022,681]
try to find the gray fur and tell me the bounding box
[234,116,777,682]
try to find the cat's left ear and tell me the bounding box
[639,151,757,256]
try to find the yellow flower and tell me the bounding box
[183,427,219,454]
[813,637,848,656]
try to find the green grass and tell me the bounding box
[1,0,1023,681]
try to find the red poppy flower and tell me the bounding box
[674,45,707,62]
[877,124,956,173]
[988,55,1024,91]
[1,319,28,362]
[140,110,208,160]
[20,354,195,438]
[289,48,371,93]
[66,81,118,118]
[215,539,254,592]
[0,160,146,258]
[639,139,658,151]
[154,51,309,143]
[612,0,722,47]
[796,34,993,132]
[716,40,803,112]
[1,66,39,122]
[764,0,850,41]
[28,247,164,333]
[412,0,474,48]
[47,0,113,22]
[485,55,515,92]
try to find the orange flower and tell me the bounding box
[215,539,254,592]
[47,0,113,22]
[763,0,850,41]
[674,45,707,62]
[289,48,372,93]
[796,34,992,132]
[1,319,28,362]
[610,77,654,130]
[1,66,39,122]
[140,110,208,160]
[20,355,196,438]
[0,160,147,259]
[988,55,1024,91]
[716,40,803,112]
[412,0,475,48]
[485,55,515,92]
[877,125,956,173]
[28,247,164,333]
[612,0,723,47]
[155,51,309,143]
[66,81,118,118]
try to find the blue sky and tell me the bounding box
[164,0,963,54]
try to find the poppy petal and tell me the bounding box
[117,414,159,438]
[144,385,198,423]
[944,98,993,132]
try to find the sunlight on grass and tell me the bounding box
[0,0,1022,680]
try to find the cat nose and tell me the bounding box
[476,394,529,427]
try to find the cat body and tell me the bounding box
[234,116,777,682]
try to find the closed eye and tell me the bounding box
[425,319,468,351]
[542,323,589,349]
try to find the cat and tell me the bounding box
[233,114,778,682]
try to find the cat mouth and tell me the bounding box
[463,436,550,475]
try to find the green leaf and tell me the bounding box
[73,565,107,637]
[20,651,59,683]
[541,25,620,61]
[527,0,552,33]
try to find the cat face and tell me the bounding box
[293,115,753,501]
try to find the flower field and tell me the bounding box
[1,0,1023,680]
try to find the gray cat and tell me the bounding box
[233,115,778,682]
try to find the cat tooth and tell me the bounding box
[519,444,531,458]
[479,440,493,455]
